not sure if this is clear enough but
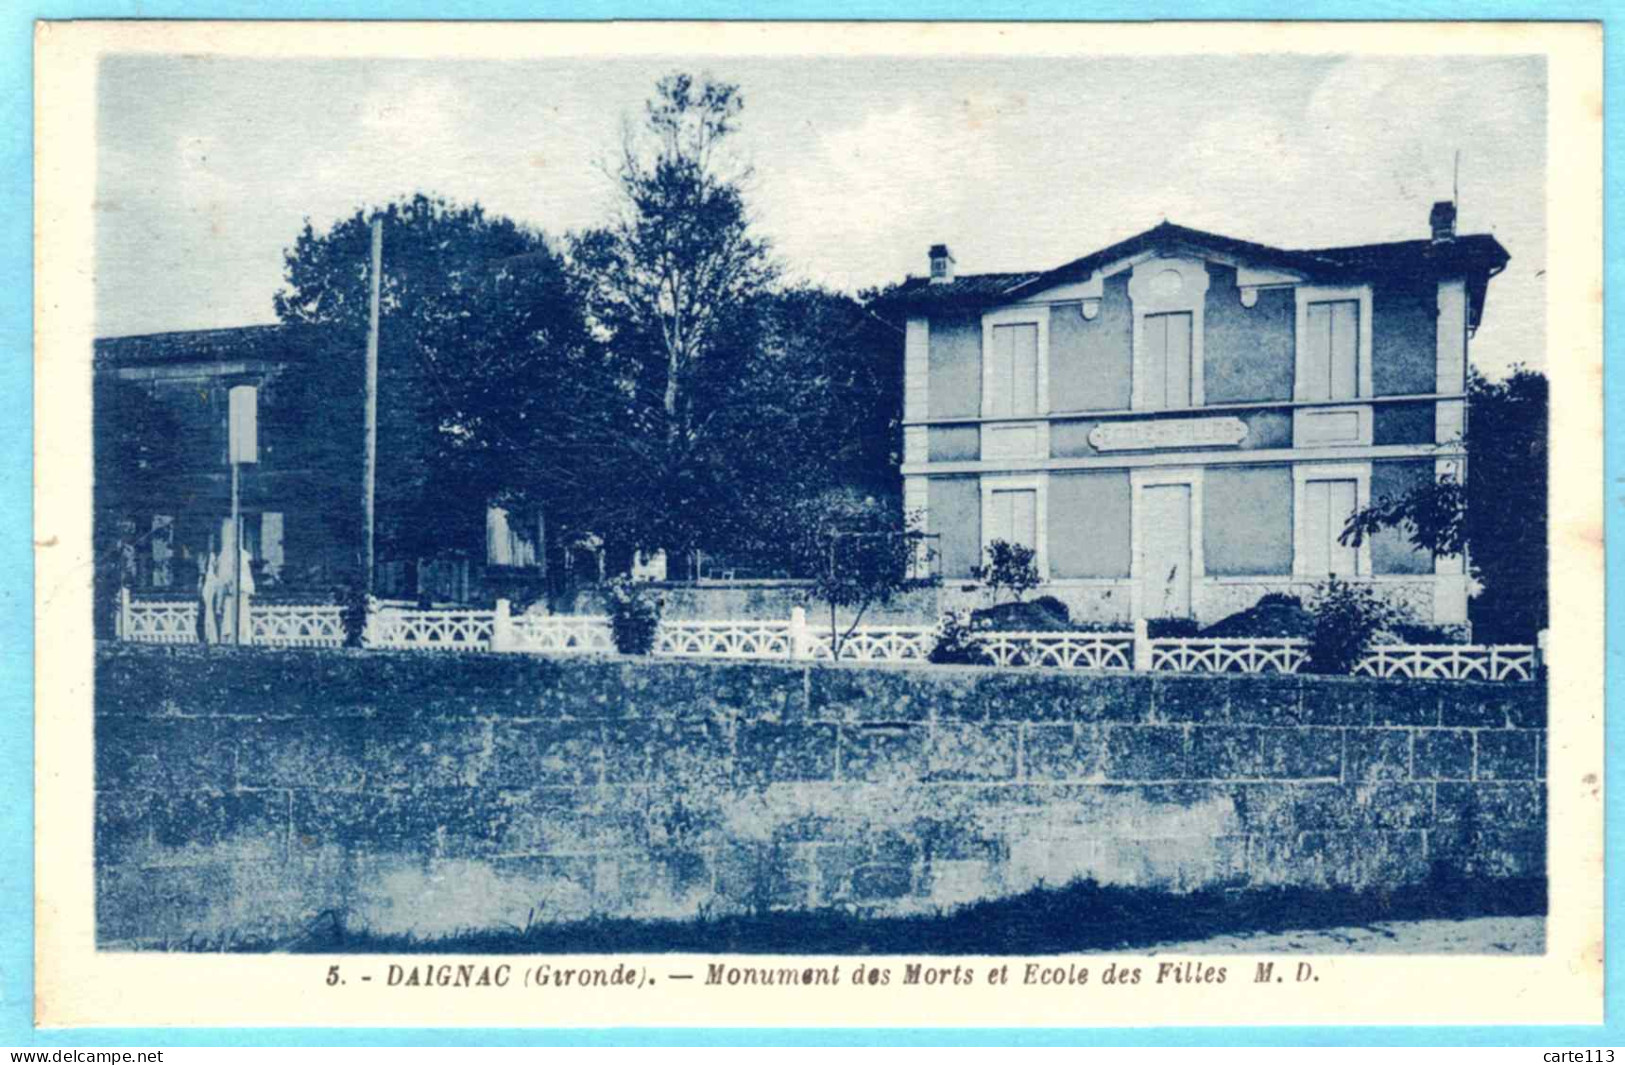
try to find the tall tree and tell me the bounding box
[274,193,602,563]
[707,285,904,569]
[1342,367,1548,641]
[570,73,778,558]
[92,375,189,634]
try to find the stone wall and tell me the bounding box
[95,644,1545,947]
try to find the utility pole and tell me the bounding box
[363,216,383,593]
[230,458,241,643]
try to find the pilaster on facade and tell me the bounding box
[903,475,932,577]
[1436,278,1469,444]
[903,316,929,422]
[1435,278,1469,393]
[902,425,929,466]
[1431,454,1469,625]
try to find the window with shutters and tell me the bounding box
[260,512,285,578]
[985,322,1039,417]
[985,488,1038,554]
[1299,478,1359,576]
[1140,311,1193,410]
[1300,299,1361,401]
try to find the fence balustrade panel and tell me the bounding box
[655,619,794,660]
[123,600,200,644]
[251,603,347,648]
[510,614,615,653]
[976,632,1137,671]
[808,625,936,662]
[1148,637,1309,675]
[1353,644,1536,682]
[366,606,496,651]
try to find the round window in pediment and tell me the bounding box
[1150,267,1184,298]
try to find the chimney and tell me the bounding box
[929,243,956,284]
[1429,201,1457,243]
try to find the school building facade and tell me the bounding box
[890,204,1508,627]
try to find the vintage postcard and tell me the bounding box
[34,19,1603,1029]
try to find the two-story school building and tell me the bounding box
[886,203,1508,628]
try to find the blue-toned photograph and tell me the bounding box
[91,51,1549,957]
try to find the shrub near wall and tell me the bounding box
[95,643,1545,947]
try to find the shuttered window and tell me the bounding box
[986,323,1039,417]
[986,489,1038,553]
[1302,300,1360,401]
[1141,312,1193,409]
[261,512,285,576]
[1300,479,1358,576]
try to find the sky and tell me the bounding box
[96,52,1546,376]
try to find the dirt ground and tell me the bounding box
[1145,916,1545,955]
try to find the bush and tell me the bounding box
[928,609,987,665]
[1385,621,1470,646]
[1304,576,1402,674]
[971,540,1040,604]
[972,598,1072,633]
[604,577,663,654]
[1031,595,1070,621]
[1147,617,1200,638]
[1201,596,1314,639]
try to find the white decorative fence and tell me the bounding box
[1353,643,1538,682]
[117,592,199,644]
[364,603,495,652]
[1147,637,1309,675]
[507,612,615,654]
[1142,631,1537,681]
[978,631,1136,671]
[112,589,1540,681]
[809,625,935,663]
[250,602,347,649]
[655,619,795,660]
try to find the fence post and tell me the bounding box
[491,598,512,653]
[118,586,132,640]
[361,597,379,650]
[1132,618,1151,672]
[1535,628,1549,673]
[789,606,809,661]
[241,592,254,646]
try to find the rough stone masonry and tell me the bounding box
[94,644,1545,947]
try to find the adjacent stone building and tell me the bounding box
[93,324,363,601]
[886,205,1508,627]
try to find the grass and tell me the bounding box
[179,873,1545,955]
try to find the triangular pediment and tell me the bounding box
[1002,222,1325,304]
